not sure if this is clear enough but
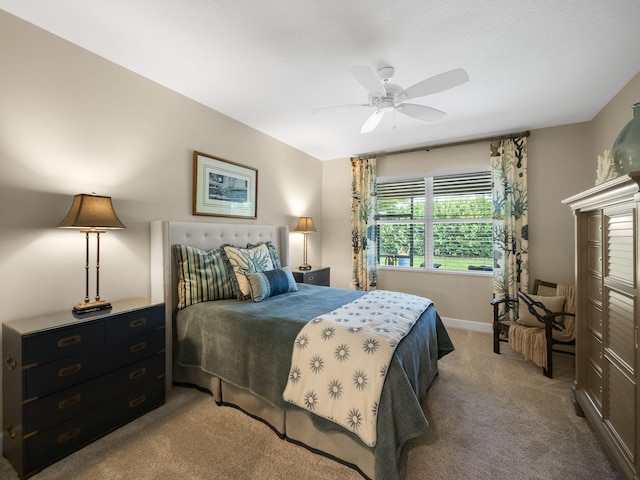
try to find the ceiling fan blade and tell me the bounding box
[398,103,447,123]
[360,110,385,133]
[350,65,385,96]
[312,103,368,114]
[403,68,469,100]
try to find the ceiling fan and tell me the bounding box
[314,65,469,133]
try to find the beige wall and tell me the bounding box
[0,11,323,327]
[590,73,640,160]
[527,123,592,286]
[322,71,640,326]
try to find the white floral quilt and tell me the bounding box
[282,290,433,446]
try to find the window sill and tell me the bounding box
[377,266,492,276]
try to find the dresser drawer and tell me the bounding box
[586,212,602,242]
[587,244,602,276]
[308,269,329,285]
[293,267,330,286]
[107,304,164,342]
[24,354,165,434]
[587,364,603,414]
[587,302,603,336]
[587,274,602,305]
[588,332,603,372]
[23,379,164,477]
[22,321,106,366]
[24,328,165,399]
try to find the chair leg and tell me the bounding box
[544,319,553,378]
[543,356,552,378]
[493,301,501,354]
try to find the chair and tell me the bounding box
[491,279,575,378]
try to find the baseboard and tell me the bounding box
[441,316,492,333]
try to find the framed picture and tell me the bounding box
[192,151,258,218]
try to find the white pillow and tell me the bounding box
[222,244,275,300]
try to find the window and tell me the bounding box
[376,170,493,272]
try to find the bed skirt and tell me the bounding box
[173,363,391,479]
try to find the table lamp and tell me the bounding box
[294,216,316,271]
[58,193,125,313]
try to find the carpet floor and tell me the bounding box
[0,327,624,479]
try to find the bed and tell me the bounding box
[150,220,453,480]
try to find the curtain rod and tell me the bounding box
[352,130,530,159]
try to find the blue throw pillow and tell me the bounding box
[245,266,298,302]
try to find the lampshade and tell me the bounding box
[293,216,316,234]
[58,194,125,229]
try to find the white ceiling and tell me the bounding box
[2,0,640,160]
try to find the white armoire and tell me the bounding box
[563,173,640,480]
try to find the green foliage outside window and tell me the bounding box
[377,193,493,270]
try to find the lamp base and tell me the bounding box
[72,300,112,314]
[298,264,312,271]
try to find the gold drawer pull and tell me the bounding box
[58,394,82,410]
[5,357,17,370]
[57,427,81,444]
[57,335,81,348]
[130,318,147,328]
[58,363,82,378]
[129,368,147,380]
[129,342,147,353]
[129,395,146,408]
[6,425,16,439]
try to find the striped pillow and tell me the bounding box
[173,244,235,309]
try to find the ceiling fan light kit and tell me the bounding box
[316,65,469,134]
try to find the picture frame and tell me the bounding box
[192,151,258,218]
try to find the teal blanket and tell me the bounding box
[176,284,454,480]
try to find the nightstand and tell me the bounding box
[2,298,166,479]
[292,266,330,286]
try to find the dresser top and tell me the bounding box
[4,297,163,335]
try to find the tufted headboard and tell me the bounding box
[149,220,290,388]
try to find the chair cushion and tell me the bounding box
[516,292,565,328]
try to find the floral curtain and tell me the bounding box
[492,137,529,322]
[351,156,377,291]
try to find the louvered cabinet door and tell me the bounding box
[564,173,640,480]
[602,202,638,478]
[586,211,604,413]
